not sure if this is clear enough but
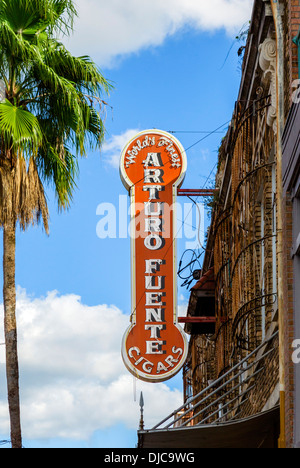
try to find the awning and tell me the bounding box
[138,406,280,449]
[191,267,215,293]
[184,267,216,335]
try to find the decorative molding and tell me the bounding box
[258,37,277,133]
[262,0,273,17]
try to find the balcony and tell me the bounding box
[138,331,280,448]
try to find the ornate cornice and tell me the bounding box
[259,37,277,132]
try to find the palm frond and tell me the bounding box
[50,0,77,35]
[0,99,43,154]
[0,21,37,64]
[36,143,79,210]
[43,41,112,95]
[0,0,112,220]
[0,0,77,37]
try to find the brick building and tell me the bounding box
[282,73,300,446]
[139,0,300,448]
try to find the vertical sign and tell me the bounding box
[120,129,188,383]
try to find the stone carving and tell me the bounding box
[258,37,277,132]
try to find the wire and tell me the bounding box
[219,21,250,71]
[127,119,231,189]
[175,159,218,288]
[0,440,10,446]
[187,196,203,250]
[183,121,231,153]
[168,131,226,134]
[178,249,204,289]
[125,120,228,318]
[178,250,202,280]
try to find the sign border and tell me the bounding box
[120,129,188,383]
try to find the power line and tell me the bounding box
[124,120,227,315]
[129,119,230,189]
[168,131,226,134]
[0,440,10,446]
[183,120,231,153]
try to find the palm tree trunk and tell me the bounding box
[3,222,22,449]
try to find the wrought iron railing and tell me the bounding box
[144,331,278,431]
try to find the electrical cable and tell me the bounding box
[168,131,226,134]
[124,120,229,318]
[0,440,10,446]
[176,160,218,288]
[183,121,231,153]
[188,195,204,250]
[127,119,230,189]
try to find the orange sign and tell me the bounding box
[120,130,188,382]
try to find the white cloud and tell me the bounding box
[0,288,183,441]
[102,129,140,169]
[64,0,253,67]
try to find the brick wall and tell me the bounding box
[239,334,279,419]
[183,2,299,446]
[282,0,300,448]
[282,0,300,117]
[282,193,295,448]
[290,0,300,82]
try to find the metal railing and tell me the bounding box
[149,331,278,431]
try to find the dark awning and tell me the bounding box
[184,267,216,335]
[138,406,280,449]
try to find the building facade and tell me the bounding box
[182,0,300,448]
[282,91,300,446]
[139,0,300,449]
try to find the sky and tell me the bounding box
[0,0,253,449]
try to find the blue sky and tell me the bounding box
[0,0,253,449]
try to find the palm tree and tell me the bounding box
[0,0,111,448]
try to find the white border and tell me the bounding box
[120,129,188,383]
